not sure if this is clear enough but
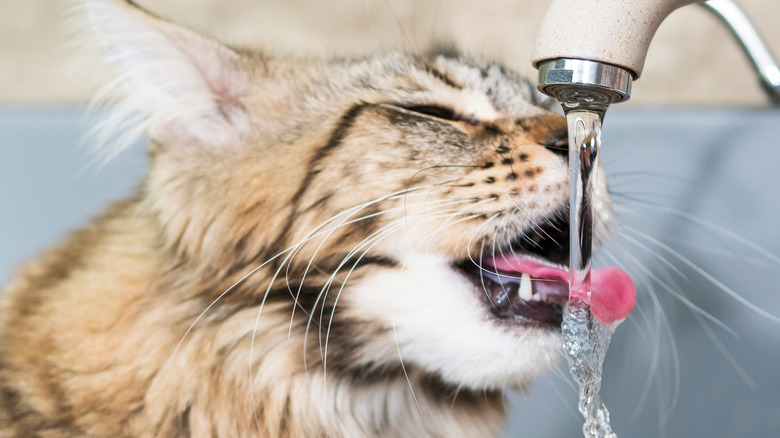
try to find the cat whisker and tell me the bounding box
[403,164,486,224]
[314,198,489,397]
[449,382,465,412]
[419,197,498,255]
[174,187,427,353]
[544,369,582,419]
[287,188,448,334]
[464,214,501,302]
[507,192,562,250]
[317,203,485,380]
[420,179,474,218]
[600,246,679,423]
[315,214,429,391]
[386,212,495,414]
[379,0,416,52]
[235,188,446,425]
[295,197,484,367]
[393,310,423,415]
[322,220,410,394]
[428,0,446,45]
[454,2,525,46]
[299,205,444,352]
[615,197,780,268]
[239,188,448,392]
[614,230,688,283]
[363,0,380,46]
[620,224,780,324]
[612,229,737,336]
[166,248,290,370]
[464,212,501,271]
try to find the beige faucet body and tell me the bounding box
[532,0,701,79]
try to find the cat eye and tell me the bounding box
[398,104,480,126]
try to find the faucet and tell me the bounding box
[532,0,780,110]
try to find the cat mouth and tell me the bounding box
[455,213,570,328]
[455,212,637,327]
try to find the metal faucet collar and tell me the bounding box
[537,59,634,113]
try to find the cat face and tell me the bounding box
[91,1,612,391]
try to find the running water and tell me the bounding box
[563,109,619,438]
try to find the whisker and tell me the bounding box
[289,189,455,336]
[318,197,493,398]
[613,229,738,337]
[245,186,448,422]
[393,310,423,414]
[166,248,289,370]
[363,0,380,46]
[622,225,780,324]
[506,190,562,250]
[380,0,415,52]
[454,2,524,44]
[613,230,688,282]
[449,383,465,412]
[166,189,409,426]
[316,216,422,391]
[304,201,478,383]
[601,246,678,423]
[464,214,502,303]
[319,204,486,383]
[429,0,446,45]
[419,197,498,254]
[691,308,756,387]
[616,198,780,268]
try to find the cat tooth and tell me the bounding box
[519,273,533,301]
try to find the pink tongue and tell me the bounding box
[489,257,636,324]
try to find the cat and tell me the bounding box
[0,1,622,436]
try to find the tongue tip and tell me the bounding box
[588,266,637,325]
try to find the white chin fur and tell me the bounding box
[345,253,562,390]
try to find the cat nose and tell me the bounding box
[543,131,568,160]
[518,113,568,160]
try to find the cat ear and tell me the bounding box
[85,0,254,149]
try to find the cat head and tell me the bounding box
[86,0,612,391]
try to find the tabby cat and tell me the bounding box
[0,1,622,436]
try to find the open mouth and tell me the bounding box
[456,211,636,327]
[456,213,570,328]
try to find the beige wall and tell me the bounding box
[1,0,778,106]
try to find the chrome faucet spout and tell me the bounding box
[533,0,780,106]
[536,59,633,114]
[702,0,780,105]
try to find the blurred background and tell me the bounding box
[2,0,780,105]
[2,1,780,437]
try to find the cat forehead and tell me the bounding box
[318,52,541,116]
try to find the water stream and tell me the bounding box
[563,108,619,438]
